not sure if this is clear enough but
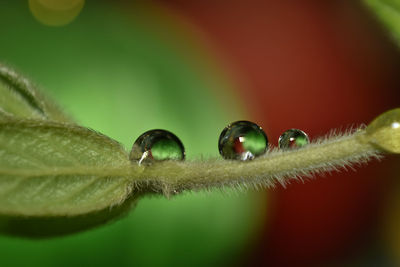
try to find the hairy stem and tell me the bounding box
[138,128,382,196]
[0,122,382,199]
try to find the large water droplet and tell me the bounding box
[278,129,309,150]
[130,129,185,165]
[218,121,268,161]
[365,108,400,154]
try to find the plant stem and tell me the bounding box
[138,128,381,196]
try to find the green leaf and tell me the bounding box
[0,115,388,239]
[0,119,137,237]
[364,0,400,45]
[0,63,74,123]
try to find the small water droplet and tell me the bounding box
[365,108,400,154]
[218,121,268,160]
[130,130,185,165]
[278,129,309,150]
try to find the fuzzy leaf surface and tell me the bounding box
[0,63,74,123]
[0,119,137,237]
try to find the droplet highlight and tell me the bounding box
[365,108,400,154]
[130,129,185,165]
[278,129,309,150]
[218,121,268,161]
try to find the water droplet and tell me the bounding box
[365,108,400,154]
[218,121,268,160]
[130,130,185,165]
[278,129,309,150]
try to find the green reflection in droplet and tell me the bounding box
[242,129,268,156]
[130,129,185,164]
[151,138,184,161]
[218,120,268,161]
[278,129,310,150]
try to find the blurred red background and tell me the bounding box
[157,0,400,265]
[5,0,399,266]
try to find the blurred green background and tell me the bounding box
[0,1,266,266]
[2,0,400,266]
